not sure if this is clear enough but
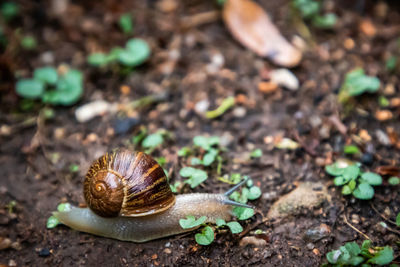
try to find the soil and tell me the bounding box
[0,0,399,266]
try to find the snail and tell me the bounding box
[53,149,252,242]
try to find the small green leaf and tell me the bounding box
[385,56,397,72]
[193,136,220,151]
[233,207,254,220]
[247,186,261,200]
[179,215,207,229]
[344,145,360,155]
[344,241,361,256]
[69,164,79,173]
[353,183,374,200]
[343,165,360,180]
[312,13,337,29]
[87,53,110,66]
[348,179,356,190]
[341,68,380,97]
[195,226,214,245]
[216,218,226,227]
[326,249,341,264]
[325,162,346,176]
[142,133,163,148]
[178,147,191,157]
[378,96,390,107]
[43,69,83,106]
[367,246,394,265]
[1,2,19,21]
[342,185,352,195]
[388,177,400,185]
[179,167,196,177]
[190,157,202,165]
[119,13,134,34]
[396,212,400,227]
[107,47,124,61]
[16,79,44,99]
[360,172,382,186]
[187,171,208,188]
[118,38,150,67]
[180,167,208,188]
[293,0,320,18]
[361,240,372,253]
[334,176,350,186]
[202,149,218,166]
[250,148,263,158]
[34,67,58,85]
[169,181,181,193]
[46,215,60,229]
[226,221,243,234]
[21,36,37,50]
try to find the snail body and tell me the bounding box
[53,149,250,242]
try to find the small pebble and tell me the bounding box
[361,153,374,166]
[233,107,246,118]
[239,236,267,247]
[269,69,299,91]
[0,237,11,250]
[375,110,393,121]
[112,117,140,135]
[8,259,17,267]
[306,243,315,250]
[258,81,278,94]
[194,99,210,114]
[38,248,50,257]
[75,101,115,123]
[304,224,331,242]
[375,130,391,146]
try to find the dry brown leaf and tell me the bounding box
[375,165,400,177]
[222,0,302,67]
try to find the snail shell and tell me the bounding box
[83,150,176,217]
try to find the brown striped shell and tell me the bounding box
[83,150,176,218]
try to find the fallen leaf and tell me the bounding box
[375,165,400,177]
[222,0,302,67]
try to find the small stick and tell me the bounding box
[370,203,398,226]
[343,214,373,242]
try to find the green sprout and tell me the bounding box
[325,240,394,266]
[179,167,208,188]
[388,176,400,185]
[292,0,337,29]
[119,13,134,34]
[15,66,83,106]
[343,145,360,155]
[325,161,383,200]
[229,177,261,220]
[205,96,235,119]
[87,38,150,68]
[338,68,380,103]
[179,215,243,246]
[46,203,71,229]
[21,36,37,50]
[1,2,19,21]
[250,148,263,158]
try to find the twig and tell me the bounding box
[370,203,397,226]
[343,214,373,242]
[180,10,220,29]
